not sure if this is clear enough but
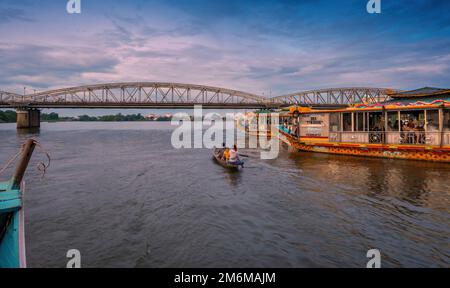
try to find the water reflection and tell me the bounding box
[223,168,243,187]
[16,127,40,136]
[287,151,450,211]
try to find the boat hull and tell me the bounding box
[213,152,243,170]
[279,130,450,162]
[0,182,26,268]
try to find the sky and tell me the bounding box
[1,0,450,98]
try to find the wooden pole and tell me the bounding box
[11,139,36,190]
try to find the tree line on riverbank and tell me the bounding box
[0,110,16,123]
[0,110,172,123]
[77,113,172,121]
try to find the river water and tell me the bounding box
[0,122,449,267]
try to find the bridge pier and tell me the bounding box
[16,108,40,129]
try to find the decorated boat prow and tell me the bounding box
[0,139,37,268]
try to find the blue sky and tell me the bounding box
[1,0,449,97]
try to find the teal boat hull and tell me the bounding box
[0,181,26,268]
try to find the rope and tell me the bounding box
[0,149,22,176]
[0,139,51,179]
[34,140,51,178]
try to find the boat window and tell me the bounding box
[400,110,425,131]
[426,110,439,132]
[387,112,399,131]
[330,113,340,132]
[368,112,384,131]
[444,109,450,131]
[354,113,365,131]
[343,113,352,131]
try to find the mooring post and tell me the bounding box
[10,139,36,190]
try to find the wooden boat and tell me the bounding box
[0,139,37,268]
[236,112,273,137]
[277,88,450,162]
[213,149,244,170]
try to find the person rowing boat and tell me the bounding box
[213,144,244,170]
[229,145,240,163]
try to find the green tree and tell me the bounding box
[0,110,16,123]
[41,112,59,121]
[78,115,98,121]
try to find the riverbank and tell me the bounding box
[0,110,172,123]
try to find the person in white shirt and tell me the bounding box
[229,145,239,162]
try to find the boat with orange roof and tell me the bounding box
[276,87,450,162]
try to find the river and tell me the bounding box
[0,122,449,267]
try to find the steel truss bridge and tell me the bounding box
[272,87,393,106]
[0,83,395,109]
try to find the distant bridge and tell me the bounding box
[272,87,394,106]
[0,82,394,109]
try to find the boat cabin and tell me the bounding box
[284,87,450,147]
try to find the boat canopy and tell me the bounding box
[284,88,450,114]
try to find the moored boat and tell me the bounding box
[277,87,450,162]
[236,111,273,137]
[0,139,37,268]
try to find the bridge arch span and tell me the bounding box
[272,87,396,105]
[21,82,268,109]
